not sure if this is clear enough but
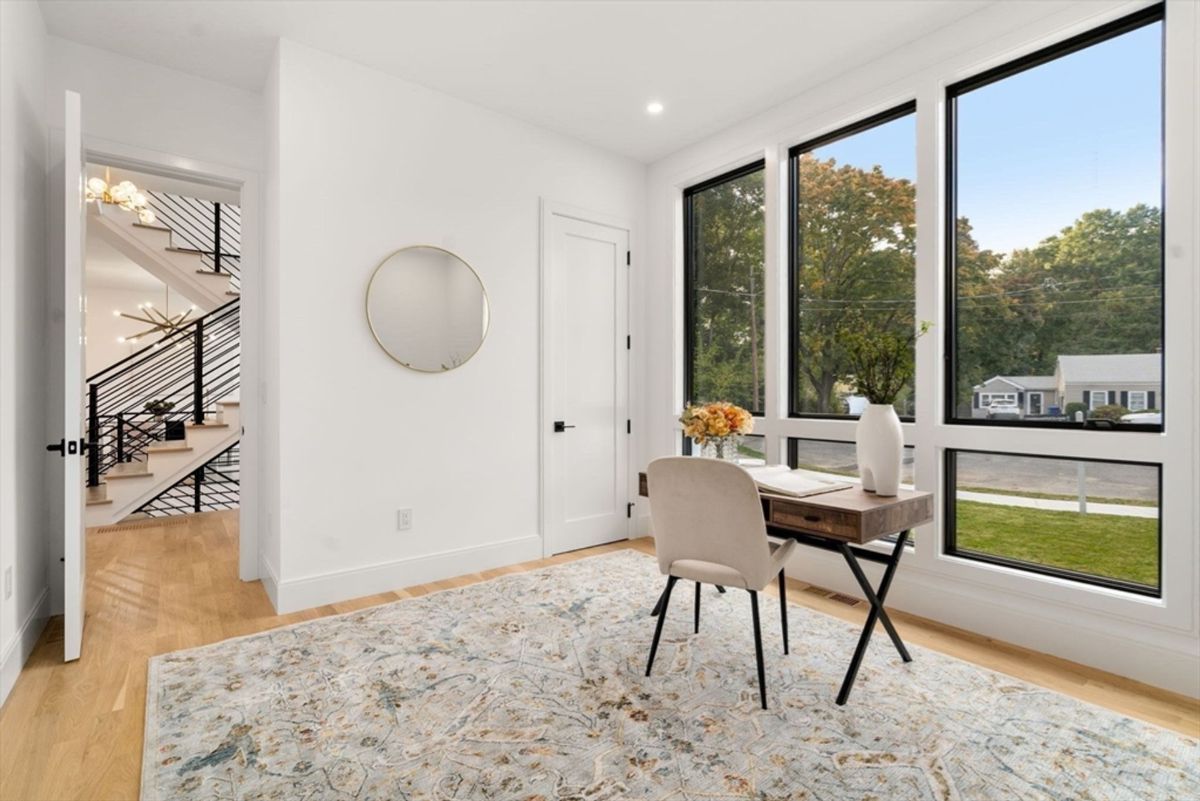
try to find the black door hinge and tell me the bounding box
[626,419,631,434]
[626,334,631,350]
[626,250,631,266]
[627,502,634,518]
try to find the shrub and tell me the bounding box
[1089,404,1130,421]
[1064,402,1087,420]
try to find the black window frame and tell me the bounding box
[943,4,1166,433]
[943,448,1163,597]
[787,100,919,420]
[683,159,768,417]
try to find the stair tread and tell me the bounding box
[194,269,232,277]
[164,246,204,256]
[105,470,154,480]
[86,498,114,506]
[147,444,194,453]
[133,222,172,232]
[186,421,229,429]
[218,400,240,406]
[225,291,240,296]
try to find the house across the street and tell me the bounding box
[972,353,1161,418]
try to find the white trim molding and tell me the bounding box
[0,588,48,706]
[273,535,543,614]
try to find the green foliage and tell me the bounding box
[689,169,765,412]
[842,319,931,404]
[144,399,174,416]
[688,154,1161,418]
[953,205,1161,415]
[1089,404,1130,421]
[793,155,916,415]
[1064,402,1088,420]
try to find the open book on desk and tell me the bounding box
[742,465,852,498]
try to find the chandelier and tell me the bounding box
[115,292,198,346]
[86,168,157,225]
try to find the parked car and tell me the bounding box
[986,402,1022,420]
[1120,411,1161,425]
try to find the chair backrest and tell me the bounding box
[646,456,774,589]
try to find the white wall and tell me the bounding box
[0,0,50,705]
[265,40,645,611]
[642,0,1200,695]
[45,36,263,172]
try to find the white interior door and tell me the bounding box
[544,208,630,554]
[61,90,87,661]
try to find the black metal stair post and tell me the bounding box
[193,316,205,424]
[213,202,222,274]
[87,384,100,487]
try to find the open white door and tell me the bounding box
[59,90,87,661]
[543,206,631,554]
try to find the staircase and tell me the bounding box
[89,191,240,310]
[84,299,240,527]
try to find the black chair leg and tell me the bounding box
[646,576,678,676]
[778,569,789,655]
[716,585,727,593]
[749,590,767,709]
[694,581,701,633]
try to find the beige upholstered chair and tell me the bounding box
[644,456,797,709]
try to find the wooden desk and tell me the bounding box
[638,471,933,705]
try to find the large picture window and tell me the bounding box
[946,6,1164,430]
[789,103,917,418]
[684,161,766,414]
[945,450,1161,596]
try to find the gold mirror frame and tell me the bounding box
[365,245,490,372]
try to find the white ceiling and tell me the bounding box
[39,0,992,162]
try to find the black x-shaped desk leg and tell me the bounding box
[836,530,912,705]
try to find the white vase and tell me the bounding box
[855,404,903,496]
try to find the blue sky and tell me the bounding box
[811,21,1161,255]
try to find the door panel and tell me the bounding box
[546,211,629,554]
[62,91,86,661]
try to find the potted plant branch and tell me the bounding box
[143,399,175,421]
[841,319,931,496]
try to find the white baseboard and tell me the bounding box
[274,535,543,614]
[258,556,280,612]
[784,547,1200,698]
[0,588,49,707]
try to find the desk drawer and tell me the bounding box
[770,501,858,541]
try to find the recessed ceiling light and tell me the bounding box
[646,101,664,115]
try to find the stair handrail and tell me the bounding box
[86,298,240,487]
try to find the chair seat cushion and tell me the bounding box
[668,539,798,591]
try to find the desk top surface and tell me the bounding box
[637,470,933,545]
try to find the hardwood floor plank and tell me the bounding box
[0,511,1195,801]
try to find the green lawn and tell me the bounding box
[955,500,1158,588]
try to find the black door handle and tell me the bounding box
[47,438,66,455]
[553,421,576,433]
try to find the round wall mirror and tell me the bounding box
[366,246,490,372]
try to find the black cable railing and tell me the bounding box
[137,443,240,518]
[86,298,240,487]
[145,191,241,292]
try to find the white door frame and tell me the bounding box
[77,134,262,582]
[538,199,634,558]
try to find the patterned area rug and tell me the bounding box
[142,550,1199,800]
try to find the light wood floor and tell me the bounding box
[1,511,1196,800]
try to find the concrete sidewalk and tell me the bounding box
[958,490,1158,518]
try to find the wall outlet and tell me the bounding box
[4,566,12,600]
[397,509,413,531]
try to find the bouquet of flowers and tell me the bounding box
[680,401,754,461]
